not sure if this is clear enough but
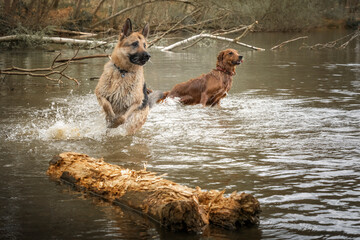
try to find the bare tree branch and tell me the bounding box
[55,54,109,63]
[301,30,359,50]
[271,36,308,50]
[161,33,265,51]
[90,0,194,28]
[148,8,202,47]
[0,50,81,85]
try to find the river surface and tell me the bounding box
[0,30,359,240]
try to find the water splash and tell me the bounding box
[2,94,133,142]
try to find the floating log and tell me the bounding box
[47,152,261,232]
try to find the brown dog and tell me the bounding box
[161,49,243,107]
[95,19,162,134]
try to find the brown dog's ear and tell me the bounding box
[217,51,225,62]
[142,23,150,39]
[121,18,132,39]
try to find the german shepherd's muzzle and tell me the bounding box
[129,51,151,66]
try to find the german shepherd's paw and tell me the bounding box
[107,115,125,128]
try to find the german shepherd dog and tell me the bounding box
[160,49,243,107]
[95,19,162,135]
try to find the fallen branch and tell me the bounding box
[271,36,308,50]
[181,31,206,50]
[55,54,109,63]
[339,30,360,49]
[301,30,359,50]
[161,33,265,51]
[53,29,98,38]
[0,51,80,85]
[0,35,108,47]
[233,21,258,41]
[47,152,261,232]
[213,25,250,36]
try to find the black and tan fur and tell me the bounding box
[95,19,161,135]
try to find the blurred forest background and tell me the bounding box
[0,0,359,37]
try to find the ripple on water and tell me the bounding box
[1,88,360,239]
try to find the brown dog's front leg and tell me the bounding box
[200,92,209,107]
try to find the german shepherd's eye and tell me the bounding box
[143,43,146,48]
[228,52,233,55]
[131,41,139,47]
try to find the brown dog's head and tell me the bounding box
[111,19,150,69]
[216,49,243,75]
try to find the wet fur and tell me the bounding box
[95,19,160,135]
[162,49,243,107]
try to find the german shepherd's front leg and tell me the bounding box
[111,101,142,128]
[97,96,117,126]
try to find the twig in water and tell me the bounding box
[0,50,81,85]
[55,54,109,63]
[301,30,359,50]
[271,36,308,50]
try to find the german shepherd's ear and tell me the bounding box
[142,23,150,39]
[121,18,132,39]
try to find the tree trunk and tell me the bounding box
[111,0,118,27]
[73,0,83,19]
[4,0,11,14]
[51,0,60,9]
[47,152,261,232]
[92,0,107,18]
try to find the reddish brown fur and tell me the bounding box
[162,49,243,107]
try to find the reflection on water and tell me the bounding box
[0,30,359,239]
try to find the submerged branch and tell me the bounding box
[271,36,308,50]
[0,50,80,85]
[300,30,359,50]
[55,54,109,63]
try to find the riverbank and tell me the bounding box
[1,0,358,37]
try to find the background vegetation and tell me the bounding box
[0,0,359,37]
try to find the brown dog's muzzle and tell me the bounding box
[234,56,243,65]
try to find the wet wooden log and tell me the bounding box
[47,152,261,232]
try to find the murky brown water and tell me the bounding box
[1,30,359,239]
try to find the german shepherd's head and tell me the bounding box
[111,19,150,70]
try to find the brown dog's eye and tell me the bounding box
[228,52,233,55]
[131,41,139,47]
